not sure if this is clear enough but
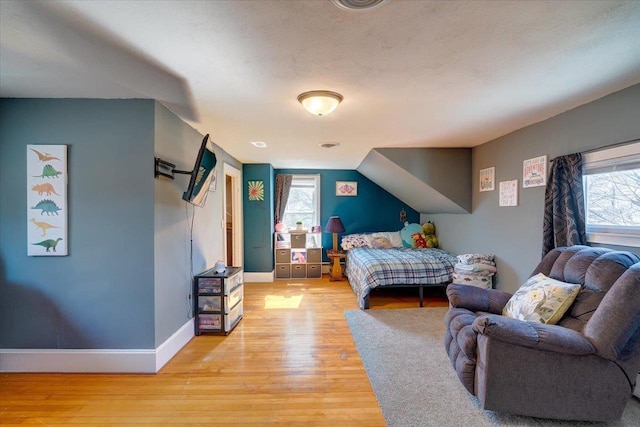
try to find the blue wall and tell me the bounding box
[277,169,419,259]
[242,164,275,272]
[0,99,156,349]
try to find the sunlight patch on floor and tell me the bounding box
[264,294,303,309]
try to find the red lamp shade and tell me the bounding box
[325,216,345,252]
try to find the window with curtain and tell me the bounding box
[282,175,321,231]
[583,141,640,247]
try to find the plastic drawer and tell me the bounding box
[198,313,222,332]
[198,295,221,312]
[225,284,243,313]
[197,277,221,294]
[225,301,243,332]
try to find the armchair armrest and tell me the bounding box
[472,314,596,356]
[446,284,512,314]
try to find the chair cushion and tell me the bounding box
[502,273,581,324]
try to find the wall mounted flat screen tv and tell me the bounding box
[182,134,217,207]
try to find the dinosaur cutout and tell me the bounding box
[32,238,63,252]
[31,183,61,196]
[30,148,61,162]
[30,218,60,237]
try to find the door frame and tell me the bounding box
[222,163,243,268]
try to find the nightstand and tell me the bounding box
[327,250,346,281]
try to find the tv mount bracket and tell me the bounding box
[154,157,191,180]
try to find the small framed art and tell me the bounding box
[523,155,547,188]
[479,167,495,192]
[336,181,357,196]
[499,180,518,207]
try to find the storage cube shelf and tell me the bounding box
[193,267,243,335]
[275,232,322,279]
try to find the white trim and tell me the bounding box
[155,319,194,372]
[0,348,156,373]
[583,141,640,164]
[587,232,640,248]
[244,271,274,283]
[0,319,194,373]
[223,163,243,268]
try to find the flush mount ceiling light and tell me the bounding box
[297,90,343,116]
[319,142,340,149]
[250,141,267,148]
[330,0,389,12]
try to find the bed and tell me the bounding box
[345,246,457,309]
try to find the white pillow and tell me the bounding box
[502,273,581,325]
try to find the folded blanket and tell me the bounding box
[452,272,494,288]
[454,263,497,275]
[457,253,495,266]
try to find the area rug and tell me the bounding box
[344,307,640,427]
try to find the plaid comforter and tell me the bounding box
[345,247,457,309]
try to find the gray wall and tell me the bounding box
[153,103,241,346]
[424,84,640,293]
[0,99,156,349]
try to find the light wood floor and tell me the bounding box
[0,276,448,426]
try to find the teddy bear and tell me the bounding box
[421,221,439,248]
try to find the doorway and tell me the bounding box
[223,163,243,268]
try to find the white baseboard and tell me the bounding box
[244,271,274,282]
[155,318,194,372]
[0,319,194,374]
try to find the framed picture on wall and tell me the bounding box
[336,181,357,196]
[523,155,547,188]
[499,180,518,207]
[479,167,495,192]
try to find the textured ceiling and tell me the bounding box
[1,0,639,169]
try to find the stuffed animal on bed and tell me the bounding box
[411,233,427,248]
[422,221,439,248]
[400,222,423,247]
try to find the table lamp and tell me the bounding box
[324,216,345,252]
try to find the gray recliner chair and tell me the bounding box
[444,245,640,421]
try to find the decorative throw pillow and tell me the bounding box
[341,234,370,250]
[370,231,403,248]
[502,273,581,324]
[370,236,393,249]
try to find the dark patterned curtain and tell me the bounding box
[542,153,587,257]
[274,174,293,224]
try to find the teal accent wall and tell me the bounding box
[0,98,240,351]
[0,99,156,349]
[277,169,419,259]
[242,164,274,272]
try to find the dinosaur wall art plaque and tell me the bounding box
[27,145,68,256]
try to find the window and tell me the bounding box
[583,142,640,247]
[282,175,321,231]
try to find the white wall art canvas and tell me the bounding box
[479,167,495,192]
[523,155,548,188]
[27,145,68,256]
[499,179,518,207]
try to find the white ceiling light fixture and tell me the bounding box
[251,141,267,148]
[297,90,343,116]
